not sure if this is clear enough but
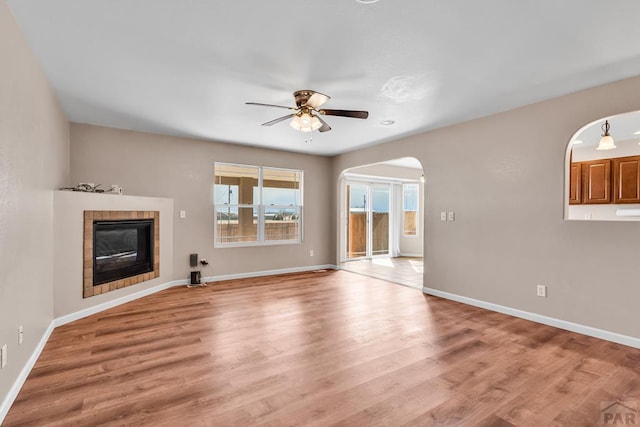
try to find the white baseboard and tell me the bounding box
[53,279,185,327]
[398,253,423,257]
[201,264,337,283]
[56,264,336,327]
[0,321,55,423]
[422,286,640,349]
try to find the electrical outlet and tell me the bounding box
[18,325,24,345]
[537,285,547,298]
[309,250,314,257]
[1,344,7,369]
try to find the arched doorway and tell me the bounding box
[339,157,424,288]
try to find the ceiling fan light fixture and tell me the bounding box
[290,112,322,132]
[250,90,368,135]
[596,120,616,150]
[310,115,322,131]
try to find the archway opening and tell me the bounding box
[338,157,424,289]
[566,111,640,221]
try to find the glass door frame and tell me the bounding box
[341,177,394,262]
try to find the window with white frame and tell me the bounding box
[402,183,418,236]
[214,163,302,246]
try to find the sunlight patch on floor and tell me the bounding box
[371,258,394,268]
[408,259,423,273]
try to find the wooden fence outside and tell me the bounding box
[216,221,299,243]
[347,212,389,258]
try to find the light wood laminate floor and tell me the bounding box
[4,270,639,426]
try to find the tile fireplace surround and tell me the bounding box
[83,210,160,298]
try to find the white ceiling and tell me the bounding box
[8,0,640,156]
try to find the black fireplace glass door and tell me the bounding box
[93,220,154,285]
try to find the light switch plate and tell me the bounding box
[179,210,186,219]
[537,285,547,298]
[440,212,447,221]
[447,211,455,221]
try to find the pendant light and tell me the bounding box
[596,120,616,150]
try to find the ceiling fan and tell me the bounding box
[246,90,369,133]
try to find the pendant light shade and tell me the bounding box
[596,120,616,150]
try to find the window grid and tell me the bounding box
[214,163,303,247]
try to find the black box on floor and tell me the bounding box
[190,271,201,285]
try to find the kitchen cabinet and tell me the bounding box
[581,159,611,204]
[613,156,640,204]
[569,162,582,205]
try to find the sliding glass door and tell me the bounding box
[371,184,390,256]
[345,181,390,260]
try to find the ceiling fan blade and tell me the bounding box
[318,109,369,119]
[246,102,296,110]
[261,114,295,126]
[305,92,330,109]
[316,115,332,132]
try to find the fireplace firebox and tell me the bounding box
[83,210,159,298]
[93,219,154,285]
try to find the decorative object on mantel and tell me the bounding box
[60,183,104,192]
[59,183,124,194]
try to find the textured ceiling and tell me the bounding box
[8,0,640,155]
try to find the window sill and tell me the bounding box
[215,240,301,249]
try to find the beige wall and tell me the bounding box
[0,0,69,404]
[53,192,174,317]
[334,75,640,338]
[70,124,334,281]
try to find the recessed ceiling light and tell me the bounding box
[356,0,380,3]
[380,120,395,126]
[573,139,584,144]
[635,131,640,135]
